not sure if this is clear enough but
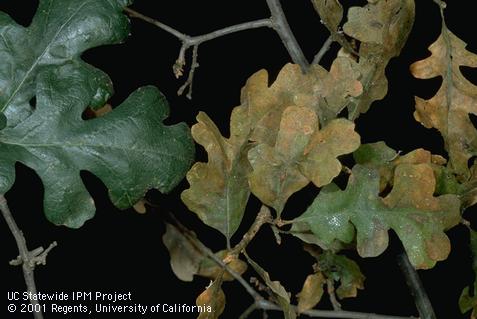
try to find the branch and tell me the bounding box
[125,4,312,96]
[266,0,309,71]
[169,214,417,319]
[230,205,272,256]
[312,35,333,65]
[397,252,436,319]
[0,195,57,319]
[124,7,273,98]
[256,300,418,319]
[168,214,264,302]
[326,279,342,311]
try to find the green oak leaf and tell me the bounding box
[0,0,194,227]
[295,164,460,269]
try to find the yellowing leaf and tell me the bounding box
[295,164,460,269]
[181,112,251,240]
[343,0,415,119]
[196,276,226,319]
[248,106,360,214]
[411,29,477,180]
[297,272,325,313]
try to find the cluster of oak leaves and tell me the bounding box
[178,0,477,317]
[3,0,477,317]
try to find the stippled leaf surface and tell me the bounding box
[183,62,361,233]
[248,106,359,215]
[411,28,477,180]
[295,164,460,269]
[181,112,250,240]
[343,0,415,119]
[0,0,194,227]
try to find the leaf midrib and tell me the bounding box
[0,139,189,161]
[0,0,93,113]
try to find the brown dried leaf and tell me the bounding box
[297,272,326,313]
[196,276,226,319]
[411,29,477,180]
[162,223,204,282]
[132,198,147,214]
[343,0,415,119]
[198,250,247,282]
[311,0,343,31]
[245,253,296,319]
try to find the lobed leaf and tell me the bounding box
[183,61,361,234]
[294,164,460,269]
[343,0,415,119]
[411,28,477,180]
[0,0,194,227]
[181,112,251,240]
[248,106,360,215]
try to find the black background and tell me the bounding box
[1,0,477,318]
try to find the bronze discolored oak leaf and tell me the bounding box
[196,275,226,319]
[162,223,204,282]
[294,164,460,269]
[297,272,325,313]
[343,0,415,119]
[181,112,251,241]
[310,0,343,32]
[248,106,360,215]
[411,28,477,180]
